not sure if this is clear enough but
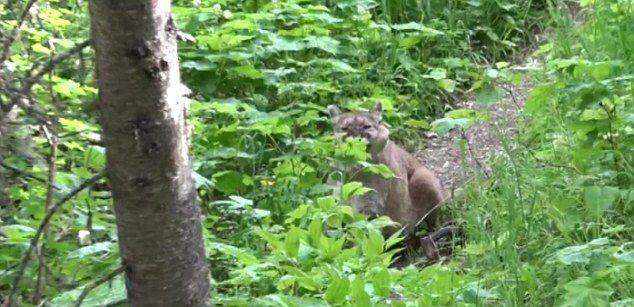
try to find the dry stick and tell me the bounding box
[460,130,491,179]
[2,171,105,307]
[0,0,38,66]
[73,267,125,307]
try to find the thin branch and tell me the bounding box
[2,171,105,307]
[31,248,47,304]
[0,39,91,124]
[0,160,60,190]
[460,130,491,179]
[0,0,38,66]
[22,39,91,91]
[73,267,124,307]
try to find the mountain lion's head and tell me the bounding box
[327,103,389,153]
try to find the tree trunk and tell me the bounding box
[88,1,210,306]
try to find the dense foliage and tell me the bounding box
[0,0,631,306]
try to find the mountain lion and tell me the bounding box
[327,103,444,237]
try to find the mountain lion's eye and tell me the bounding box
[363,125,372,129]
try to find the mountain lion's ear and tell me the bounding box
[326,105,342,118]
[371,102,382,121]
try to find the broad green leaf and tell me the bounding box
[556,238,610,265]
[351,276,371,307]
[50,275,126,306]
[304,36,339,54]
[359,161,395,179]
[561,276,612,307]
[372,268,391,297]
[212,171,253,195]
[284,226,302,258]
[324,276,350,304]
[342,181,372,200]
[525,84,555,113]
[53,79,87,98]
[233,65,264,79]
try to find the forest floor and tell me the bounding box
[416,80,531,196]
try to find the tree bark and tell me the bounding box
[88,1,210,306]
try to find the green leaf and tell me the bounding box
[584,186,620,218]
[284,227,302,258]
[304,36,339,54]
[2,225,35,244]
[199,34,253,50]
[475,86,505,105]
[324,276,350,304]
[254,228,283,251]
[67,242,115,259]
[438,78,456,92]
[342,181,372,200]
[372,268,391,297]
[50,275,126,306]
[405,119,430,129]
[362,229,385,261]
[351,276,371,307]
[182,60,216,71]
[308,219,323,246]
[391,22,443,35]
[556,238,610,265]
[233,65,264,79]
[399,35,422,48]
[212,171,253,194]
[562,276,613,307]
[525,84,554,113]
[222,19,256,31]
[268,34,304,52]
[431,117,473,135]
[358,161,395,179]
[424,68,447,80]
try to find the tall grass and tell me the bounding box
[449,0,634,304]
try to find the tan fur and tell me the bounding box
[328,103,444,235]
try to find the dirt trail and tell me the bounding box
[416,82,531,193]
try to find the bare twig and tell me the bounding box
[0,160,60,190]
[0,0,38,66]
[22,39,91,91]
[2,171,105,307]
[414,201,446,229]
[0,39,91,123]
[73,267,124,307]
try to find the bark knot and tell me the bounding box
[166,16,177,35]
[131,177,150,188]
[127,44,151,59]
